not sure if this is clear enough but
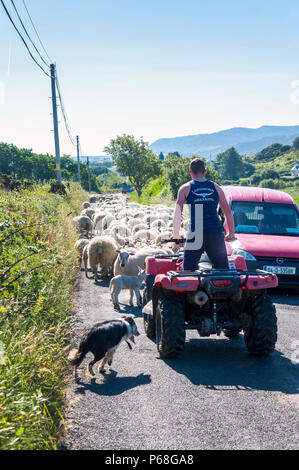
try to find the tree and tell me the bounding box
[97,169,122,192]
[254,143,289,161]
[293,136,299,150]
[259,168,280,180]
[242,161,255,177]
[158,152,165,162]
[215,147,244,180]
[80,165,99,192]
[104,135,162,196]
[167,151,181,158]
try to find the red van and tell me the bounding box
[223,186,299,288]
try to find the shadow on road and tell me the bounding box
[163,336,299,394]
[269,288,299,306]
[94,278,111,288]
[75,371,151,396]
[116,304,143,317]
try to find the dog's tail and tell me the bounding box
[67,344,86,367]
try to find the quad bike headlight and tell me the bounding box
[232,249,256,261]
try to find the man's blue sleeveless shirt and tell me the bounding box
[186,179,221,231]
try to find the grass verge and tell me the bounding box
[0,182,88,450]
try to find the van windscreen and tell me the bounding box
[231,202,299,236]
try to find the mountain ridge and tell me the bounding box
[149,125,299,158]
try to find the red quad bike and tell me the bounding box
[142,239,278,358]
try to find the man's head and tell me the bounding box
[189,158,206,179]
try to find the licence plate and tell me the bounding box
[263,265,296,275]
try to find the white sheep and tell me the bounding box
[118,209,135,219]
[132,223,148,235]
[133,229,158,242]
[86,236,118,281]
[102,214,115,231]
[74,238,89,256]
[133,211,145,219]
[81,208,96,220]
[151,219,167,230]
[143,215,158,226]
[114,247,166,276]
[109,268,146,309]
[72,216,92,235]
[93,212,106,234]
[155,231,172,246]
[128,218,142,229]
[81,243,89,273]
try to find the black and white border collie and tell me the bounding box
[68,315,140,381]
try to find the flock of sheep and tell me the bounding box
[72,193,188,309]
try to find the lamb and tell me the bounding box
[72,216,92,235]
[82,201,91,209]
[86,236,118,281]
[109,268,146,309]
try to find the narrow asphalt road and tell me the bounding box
[63,271,299,450]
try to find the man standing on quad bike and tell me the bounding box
[172,158,236,270]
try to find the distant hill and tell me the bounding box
[149,125,299,158]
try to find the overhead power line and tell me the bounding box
[10,0,49,67]
[55,70,76,146]
[0,0,50,77]
[22,0,52,63]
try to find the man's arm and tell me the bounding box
[172,184,188,238]
[215,184,235,240]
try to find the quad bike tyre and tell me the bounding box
[244,294,277,356]
[156,293,185,358]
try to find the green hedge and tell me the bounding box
[0,183,88,449]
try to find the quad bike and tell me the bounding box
[142,239,278,358]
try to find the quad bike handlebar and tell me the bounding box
[161,236,237,243]
[162,238,186,244]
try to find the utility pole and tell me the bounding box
[87,157,91,193]
[76,135,81,184]
[50,64,62,186]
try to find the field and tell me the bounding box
[0,183,88,450]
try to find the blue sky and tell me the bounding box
[0,0,299,156]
